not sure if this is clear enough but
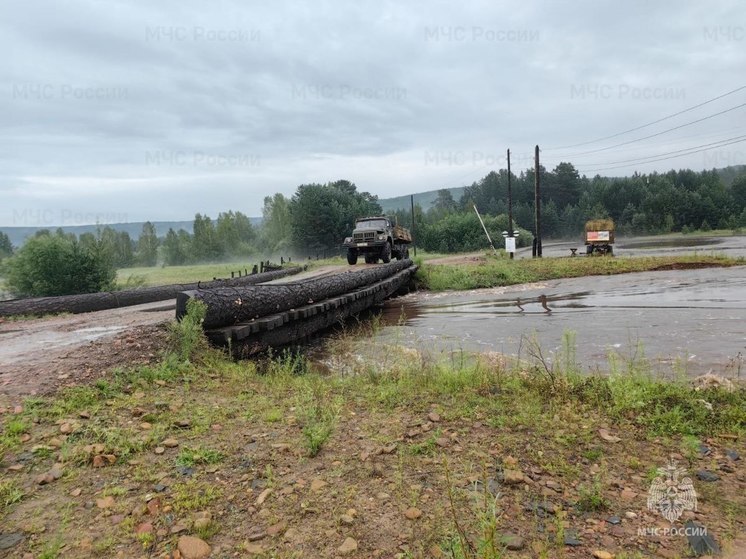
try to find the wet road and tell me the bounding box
[376,266,746,377]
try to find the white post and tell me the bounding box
[473,205,498,256]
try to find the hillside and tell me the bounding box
[378,186,465,213]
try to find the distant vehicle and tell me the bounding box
[585,219,615,256]
[343,217,412,265]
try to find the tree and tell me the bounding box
[163,228,190,266]
[0,231,13,259]
[216,211,255,257]
[290,180,381,252]
[5,233,116,297]
[261,193,292,252]
[192,214,222,261]
[137,222,159,266]
[731,175,746,214]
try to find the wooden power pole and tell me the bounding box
[507,148,514,260]
[410,194,417,257]
[534,144,542,258]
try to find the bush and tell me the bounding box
[5,233,116,297]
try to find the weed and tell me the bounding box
[577,476,609,511]
[169,298,208,362]
[176,446,225,467]
[582,448,603,461]
[296,377,341,457]
[171,480,222,513]
[0,480,24,510]
[194,520,220,540]
[37,537,63,559]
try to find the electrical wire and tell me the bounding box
[547,84,746,150]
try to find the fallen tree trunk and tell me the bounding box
[177,260,413,329]
[0,266,302,317]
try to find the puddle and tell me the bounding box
[619,237,722,249]
[360,267,746,377]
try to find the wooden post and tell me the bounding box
[507,148,514,260]
[410,194,417,257]
[534,144,542,258]
[473,205,498,256]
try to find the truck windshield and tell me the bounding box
[356,219,387,229]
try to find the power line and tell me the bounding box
[556,102,746,159]
[576,137,746,174]
[547,84,746,150]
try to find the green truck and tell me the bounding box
[343,217,412,264]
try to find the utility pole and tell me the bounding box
[534,144,542,258]
[410,194,417,257]
[507,148,514,260]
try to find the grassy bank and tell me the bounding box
[1,312,744,558]
[418,254,744,291]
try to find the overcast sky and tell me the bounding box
[2,0,744,226]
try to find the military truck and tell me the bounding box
[343,217,412,265]
[585,218,615,255]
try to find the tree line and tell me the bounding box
[1,165,745,297]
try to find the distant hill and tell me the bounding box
[379,186,466,214]
[1,218,262,247]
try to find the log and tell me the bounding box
[0,266,302,317]
[214,265,418,357]
[177,259,413,329]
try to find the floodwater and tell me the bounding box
[373,265,746,377]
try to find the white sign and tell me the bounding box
[505,237,516,253]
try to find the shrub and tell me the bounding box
[5,233,115,297]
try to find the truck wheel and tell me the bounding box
[364,254,376,264]
[347,249,358,265]
[404,248,410,259]
[607,246,614,256]
[586,245,593,256]
[381,242,391,263]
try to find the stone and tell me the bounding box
[696,470,720,482]
[267,520,287,536]
[620,489,637,501]
[503,469,525,484]
[500,533,524,550]
[244,542,265,553]
[606,516,621,525]
[310,478,327,491]
[340,514,355,525]
[59,422,75,434]
[428,411,441,422]
[162,438,179,448]
[256,488,272,506]
[338,537,358,555]
[404,507,422,520]
[154,447,165,455]
[726,449,740,461]
[593,551,613,559]
[135,522,154,535]
[598,428,621,443]
[174,419,191,429]
[0,533,24,551]
[624,511,637,519]
[685,521,720,555]
[70,488,82,497]
[96,496,115,509]
[564,531,582,546]
[177,535,211,559]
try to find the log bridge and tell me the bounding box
[176,260,418,358]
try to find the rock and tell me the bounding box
[244,542,265,553]
[96,496,115,509]
[404,507,422,520]
[154,447,165,455]
[428,411,441,422]
[162,438,179,448]
[177,535,211,559]
[696,470,720,482]
[70,488,82,497]
[685,521,720,555]
[435,437,450,448]
[500,533,524,550]
[593,551,613,559]
[726,449,740,461]
[48,464,63,480]
[340,514,355,525]
[247,531,267,541]
[255,488,272,506]
[78,410,91,419]
[598,428,621,443]
[267,520,287,536]
[174,419,191,429]
[620,489,637,501]
[0,533,24,551]
[624,511,637,519]
[140,422,152,430]
[135,522,154,535]
[310,479,327,491]
[381,444,397,454]
[564,531,581,546]
[59,422,75,434]
[338,537,358,555]
[171,523,188,534]
[503,469,525,484]
[606,516,621,525]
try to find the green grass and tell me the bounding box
[116,262,269,288]
[175,446,225,467]
[418,254,744,291]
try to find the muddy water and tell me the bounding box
[373,266,746,377]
